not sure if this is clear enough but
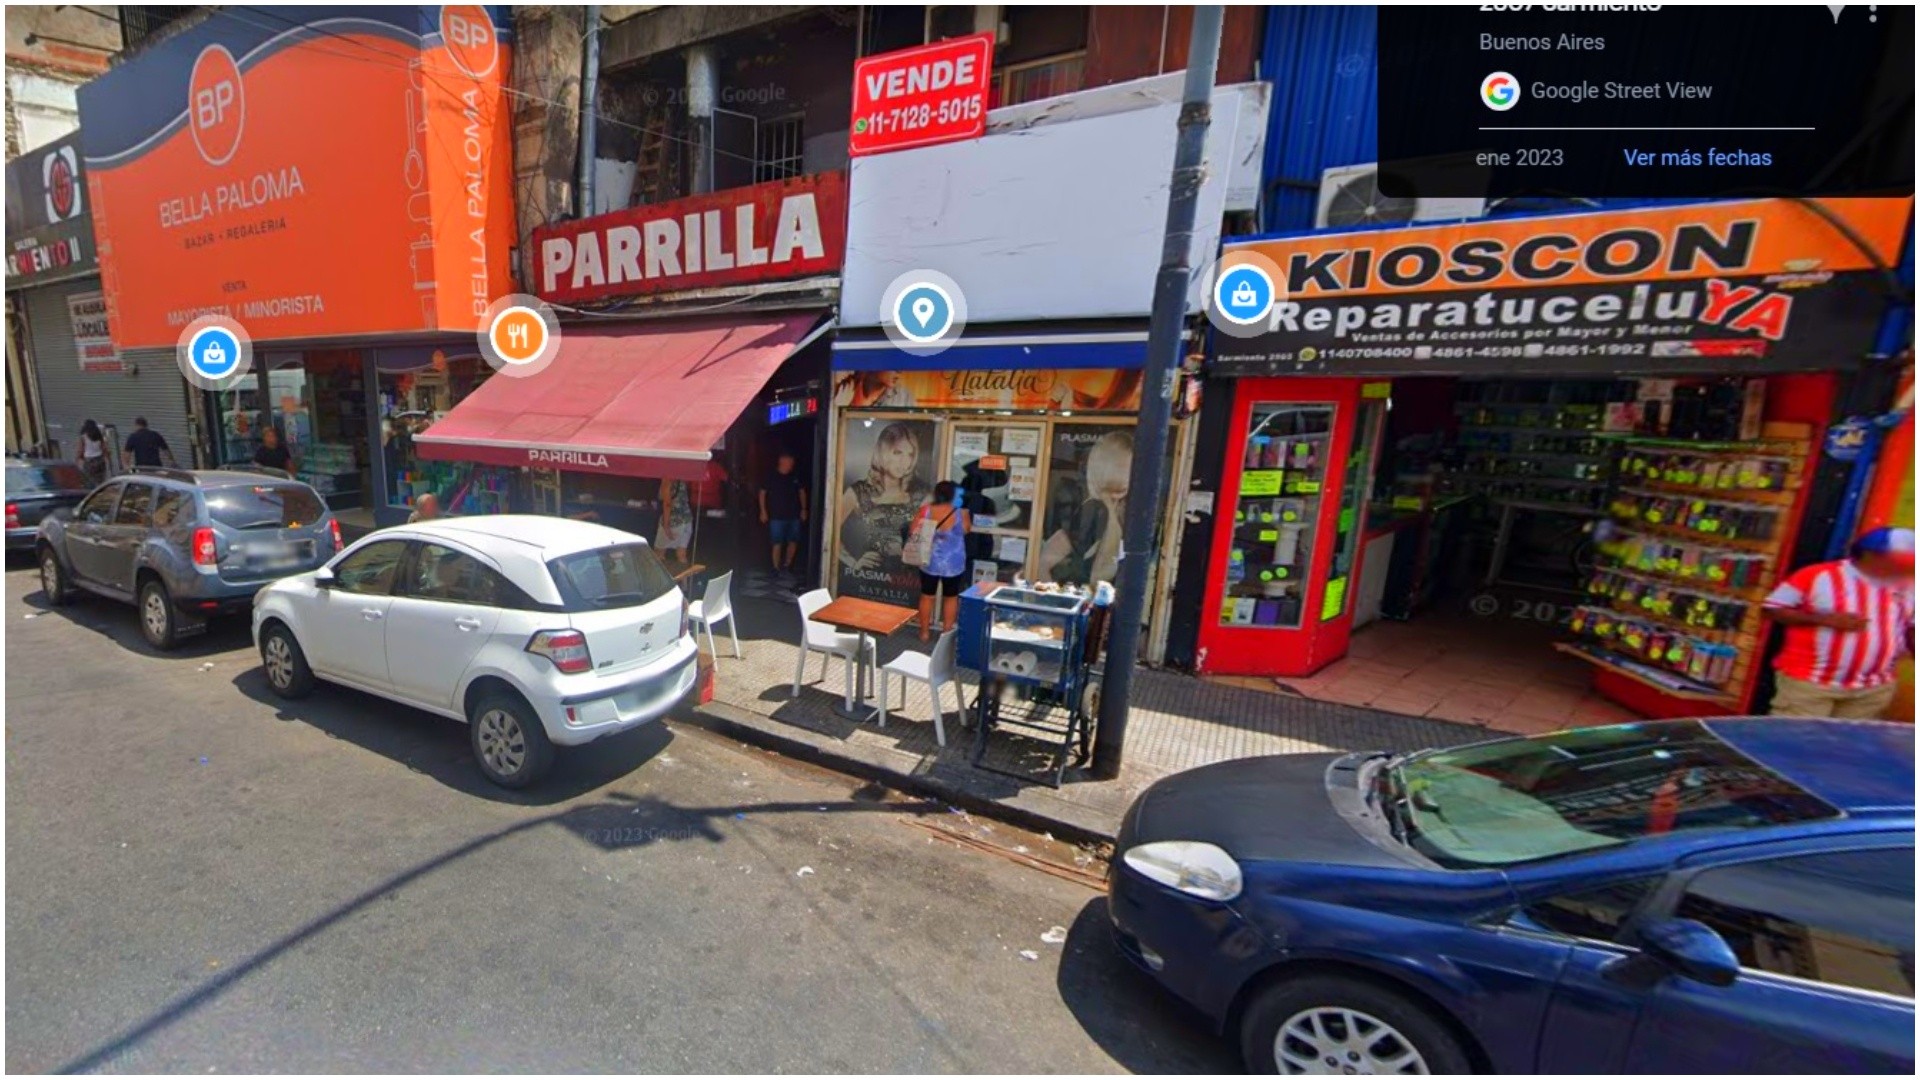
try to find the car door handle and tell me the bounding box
[361,608,384,621]
[454,616,483,631]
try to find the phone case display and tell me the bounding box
[1222,405,1332,629]
[1561,431,1811,703]
[1442,379,1627,508]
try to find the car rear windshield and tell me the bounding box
[547,543,677,610]
[1392,721,1840,869]
[6,463,90,495]
[204,484,327,529]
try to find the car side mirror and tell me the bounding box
[313,567,337,589]
[1637,917,1740,988]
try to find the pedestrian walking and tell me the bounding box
[657,476,694,565]
[910,480,970,642]
[1764,526,1915,719]
[123,416,177,469]
[75,419,107,486]
[759,452,808,576]
[253,426,298,476]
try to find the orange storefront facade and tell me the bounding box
[78,6,519,524]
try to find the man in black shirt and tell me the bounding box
[253,426,297,475]
[758,452,808,574]
[124,417,176,469]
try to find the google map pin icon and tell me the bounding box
[911,296,936,329]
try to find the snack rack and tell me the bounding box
[969,586,1100,787]
[1555,426,1812,708]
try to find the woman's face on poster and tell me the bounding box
[878,435,917,481]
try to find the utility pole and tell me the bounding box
[1091,6,1222,780]
[575,5,601,217]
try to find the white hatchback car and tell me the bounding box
[252,515,698,787]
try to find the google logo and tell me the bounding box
[1481,71,1520,111]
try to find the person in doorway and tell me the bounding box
[657,476,694,564]
[124,416,177,469]
[407,492,443,524]
[760,452,808,576]
[253,426,297,476]
[912,480,971,643]
[75,419,108,486]
[1764,526,1915,719]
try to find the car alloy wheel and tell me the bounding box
[264,633,295,689]
[475,707,527,779]
[40,553,60,600]
[142,587,171,643]
[1275,1007,1430,1075]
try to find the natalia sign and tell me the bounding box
[534,172,848,305]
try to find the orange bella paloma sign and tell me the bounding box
[533,172,849,305]
[77,6,516,349]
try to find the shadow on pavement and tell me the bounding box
[1055,896,1238,1074]
[21,584,259,661]
[53,786,946,1074]
[228,665,678,805]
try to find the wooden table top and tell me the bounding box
[670,562,707,583]
[813,596,919,637]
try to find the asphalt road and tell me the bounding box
[3,563,1233,1073]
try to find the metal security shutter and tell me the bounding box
[23,277,192,464]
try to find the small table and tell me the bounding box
[670,562,707,592]
[810,596,919,721]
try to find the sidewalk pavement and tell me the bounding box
[674,570,1490,843]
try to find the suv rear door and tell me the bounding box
[546,543,684,674]
[104,481,156,593]
[383,541,509,709]
[205,481,333,583]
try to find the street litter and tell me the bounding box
[796,866,815,877]
[22,613,38,620]
[1019,950,1039,961]
[198,662,214,671]
[1041,926,1068,944]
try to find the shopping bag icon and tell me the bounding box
[202,341,226,367]
[1231,280,1258,308]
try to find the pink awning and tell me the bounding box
[415,313,822,480]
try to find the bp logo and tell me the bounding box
[42,145,81,223]
[188,44,245,167]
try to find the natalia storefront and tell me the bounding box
[1191,197,1913,724]
[826,327,1198,660]
[76,6,518,527]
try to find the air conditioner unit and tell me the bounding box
[1314,163,1486,229]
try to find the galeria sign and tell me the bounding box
[849,33,995,157]
[533,172,847,305]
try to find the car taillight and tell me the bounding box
[329,518,343,553]
[4,503,17,528]
[527,629,593,674]
[192,526,218,566]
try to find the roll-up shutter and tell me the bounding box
[23,276,193,465]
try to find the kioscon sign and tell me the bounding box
[189,44,245,166]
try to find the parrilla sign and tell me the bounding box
[533,172,847,306]
[1213,197,1913,376]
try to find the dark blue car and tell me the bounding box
[1109,718,1914,1074]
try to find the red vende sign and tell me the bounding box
[849,33,994,157]
[534,172,847,305]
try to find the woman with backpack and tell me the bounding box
[906,480,971,642]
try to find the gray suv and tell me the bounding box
[37,468,341,649]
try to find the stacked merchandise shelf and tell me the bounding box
[1442,383,1623,510]
[1557,427,1811,704]
[298,443,362,505]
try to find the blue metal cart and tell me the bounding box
[965,585,1102,787]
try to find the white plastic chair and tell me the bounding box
[687,571,740,659]
[877,629,962,746]
[793,588,874,709]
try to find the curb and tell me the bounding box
[672,699,1120,847]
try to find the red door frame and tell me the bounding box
[1196,376,1363,677]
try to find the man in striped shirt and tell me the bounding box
[1764,526,1915,719]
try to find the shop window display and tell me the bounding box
[1039,425,1134,587]
[380,354,512,515]
[1222,404,1333,629]
[834,415,939,607]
